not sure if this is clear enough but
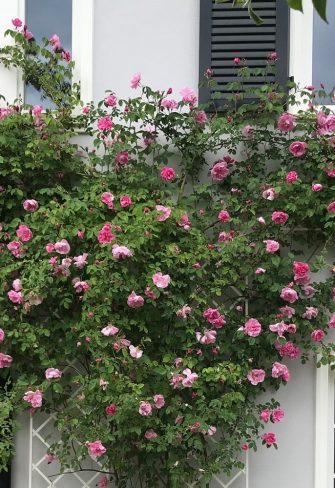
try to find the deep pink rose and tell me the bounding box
[218,210,230,222]
[260,409,270,422]
[115,151,129,165]
[127,291,144,308]
[211,161,229,181]
[327,201,335,213]
[233,57,241,65]
[97,116,113,132]
[101,192,114,209]
[120,195,132,207]
[98,224,115,244]
[289,141,308,157]
[286,171,298,183]
[311,329,325,342]
[261,432,276,446]
[271,362,290,381]
[271,211,289,225]
[0,328,4,343]
[271,407,285,423]
[86,440,106,459]
[7,241,23,258]
[16,224,33,242]
[243,318,262,337]
[104,94,117,107]
[280,287,298,303]
[160,167,176,181]
[23,199,38,212]
[276,341,300,359]
[0,353,13,368]
[293,261,309,277]
[277,113,295,132]
[203,308,226,328]
[12,18,22,28]
[328,314,335,328]
[105,404,117,416]
[247,369,265,385]
[195,110,208,125]
[312,183,323,192]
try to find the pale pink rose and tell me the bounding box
[156,205,171,221]
[0,328,5,343]
[255,267,266,275]
[98,475,108,488]
[257,217,266,225]
[115,151,129,165]
[72,279,90,293]
[127,291,144,308]
[286,171,298,183]
[247,369,265,385]
[272,362,290,381]
[8,290,23,304]
[243,318,262,337]
[101,325,119,336]
[264,240,280,253]
[104,94,117,107]
[120,195,132,207]
[131,73,141,89]
[129,345,143,359]
[112,244,133,259]
[86,440,106,459]
[176,304,192,318]
[328,314,335,328]
[276,341,300,359]
[0,353,13,368]
[12,279,22,291]
[269,321,287,337]
[144,429,158,440]
[271,211,289,225]
[23,199,38,212]
[312,183,323,192]
[49,34,61,50]
[327,202,335,213]
[45,243,55,253]
[139,401,152,416]
[160,167,176,181]
[54,239,70,254]
[12,18,22,27]
[289,141,308,157]
[271,408,284,423]
[207,426,217,436]
[277,113,295,132]
[145,287,157,300]
[161,98,178,110]
[179,87,197,105]
[203,308,226,328]
[286,323,297,334]
[101,192,114,209]
[311,329,325,342]
[263,188,278,201]
[45,453,56,464]
[152,272,170,288]
[211,161,229,181]
[260,409,270,422]
[61,258,72,268]
[73,253,88,269]
[195,110,208,125]
[280,306,295,318]
[23,27,34,41]
[317,111,335,134]
[23,390,43,408]
[218,210,230,222]
[242,124,253,138]
[182,368,198,387]
[261,432,276,446]
[153,394,165,409]
[16,224,32,242]
[302,307,319,320]
[196,329,217,344]
[280,287,298,303]
[45,368,62,380]
[99,379,109,390]
[170,373,184,389]
[98,224,115,244]
[97,116,113,132]
[7,241,23,258]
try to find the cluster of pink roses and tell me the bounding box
[138,394,165,417]
[247,362,290,385]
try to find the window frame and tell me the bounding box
[0,0,94,104]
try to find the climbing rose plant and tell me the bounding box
[0,22,335,488]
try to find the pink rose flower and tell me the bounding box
[112,244,133,259]
[45,243,55,253]
[7,241,23,258]
[54,239,71,254]
[176,304,192,318]
[271,211,289,225]
[243,318,262,337]
[211,161,229,181]
[120,195,132,207]
[105,404,117,416]
[233,57,241,65]
[179,87,197,105]
[195,110,208,125]
[101,192,114,209]
[261,432,276,446]
[0,353,13,368]
[218,210,230,222]
[144,429,158,440]
[271,407,284,423]
[129,345,143,359]
[312,183,323,192]
[276,341,300,359]
[280,287,298,303]
[277,113,295,132]
[153,394,165,409]
[260,409,270,422]
[286,171,298,183]
[255,267,266,275]
[127,291,144,308]
[73,253,88,269]
[272,362,290,381]
[264,240,280,253]
[97,116,113,132]
[45,368,62,380]
[101,325,119,336]
[262,188,277,200]
[115,151,129,166]
[302,307,319,320]
[12,18,23,28]
[182,368,198,387]
[328,314,335,328]
[104,94,117,107]
[12,279,22,291]
[99,475,108,488]
[289,141,308,157]
[161,98,178,110]
[98,224,115,244]
[23,390,43,408]
[269,321,288,337]
[311,329,325,342]
[0,328,5,343]
[45,453,56,464]
[49,34,61,50]
[327,201,335,213]
[86,440,106,459]
[152,272,170,288]
[247,369,265,385]
[160,166,176,181]
[280,306,295,318]
[258,217,266,225]
[178,213,191,230]
[156,205,171,221]
[242,124,253,138]
[16,224,33,242]
[23,199,39,212]
[203,308,226,328]
[139,401,152,416]
[131,73,141,89]
[8,290,23,304]
[196,329,217,345]
[72,279,90,294]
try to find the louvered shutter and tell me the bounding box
[199,0,289,105]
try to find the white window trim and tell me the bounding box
[0,0,94,104]
[314,363,334,488]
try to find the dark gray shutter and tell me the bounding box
[199,0,290,105]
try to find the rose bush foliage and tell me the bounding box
[0,23,335,488]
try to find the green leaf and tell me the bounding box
[287,0,303,11]
[248,5,263,24]
[313,0,328,21]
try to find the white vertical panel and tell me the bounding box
[0,0,20,103]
